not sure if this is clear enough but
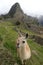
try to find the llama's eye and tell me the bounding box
[22,41,25,43]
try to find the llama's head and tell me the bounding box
[16,33,28,48]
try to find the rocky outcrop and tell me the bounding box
[29,35,43,45]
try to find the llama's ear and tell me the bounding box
[18,33,22,37]
[18,30,22,37]
[25,33,28,38]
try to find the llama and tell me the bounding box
[16,33,31,65]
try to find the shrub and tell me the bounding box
[15,21,20,25]
[0,35,3,41]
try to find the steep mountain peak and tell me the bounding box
[1,2,38,26]
[13,2,20,8]
[8,2,23,17]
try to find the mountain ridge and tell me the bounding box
[0,2,38,24]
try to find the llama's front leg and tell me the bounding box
[22,60,26,65]
[21,60,24,65]
[23,60,26,65]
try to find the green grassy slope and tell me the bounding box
[0,21,43,65]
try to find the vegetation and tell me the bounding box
[0,20,43,65]
[15,21,20,25]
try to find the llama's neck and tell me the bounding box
[21,43,31,54]
[20,43,31,60]
[21,43,27,53]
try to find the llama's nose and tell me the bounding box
[17,43,19,45]
[17,43,20,48]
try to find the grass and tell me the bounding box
[0,20,43,65]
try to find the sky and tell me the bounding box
[0,0,43,17]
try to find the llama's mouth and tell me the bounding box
[17,43,20,48]
[17,46,20,48]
